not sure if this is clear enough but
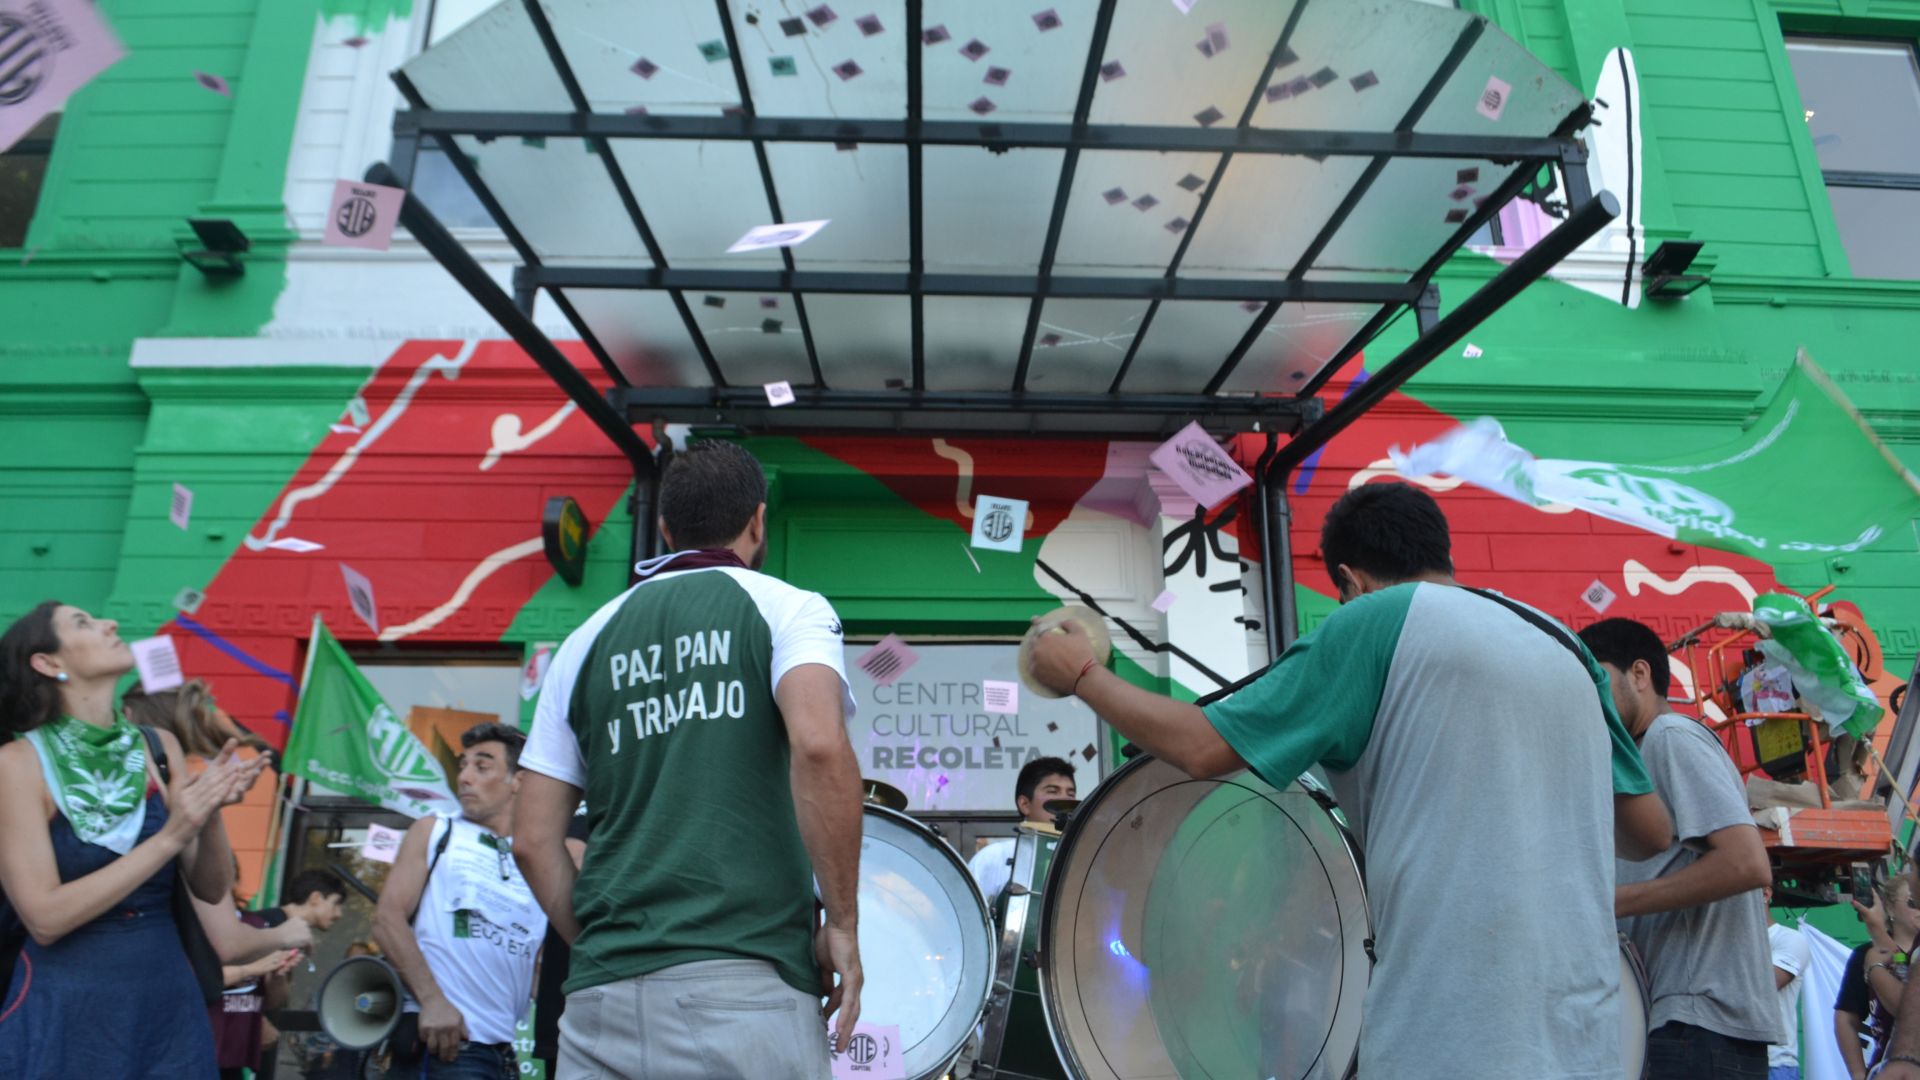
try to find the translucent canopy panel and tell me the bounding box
[401,0,1590,406]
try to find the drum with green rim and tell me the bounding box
[978,824,1069,1079]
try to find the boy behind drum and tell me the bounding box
[969,757,1077,906]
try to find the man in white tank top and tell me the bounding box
[372,723,547,1079]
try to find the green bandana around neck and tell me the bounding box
[26,712,151,854]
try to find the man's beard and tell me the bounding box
[749,538,768,570]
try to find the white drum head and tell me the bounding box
[1040,756,1371,1080]
[856,806,997,1080]
[1620,935,1649,1080]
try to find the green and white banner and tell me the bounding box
[1392,351,1920,564]
[284,617,458,818]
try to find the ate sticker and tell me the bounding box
[1462,343,1484,358]
[1150,420,1252,509]
[169,482,193,531]
[983,680,1020,715]
[324,179,405,251]
[1581,579,1617,614]
[765,380,796,407]
[339,562,380,634]
[969,495,1028,553]
[855,635,921,687]
[830,1022,905,1079]
[172,587,207,615]
[359,823,406,864]
[130,635,185,693]
[1477,75,1511,122]
[727,219,830,254]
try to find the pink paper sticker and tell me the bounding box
[1580,579,1617,614]
[195,71,231,96]
[324,179,405,251]
[359,823,405,864]
[1151,589,1177,613]
[0,0,126,155]
[830,1023,906,1079]
[983,680,1020,715]
[1149,420,1252,509]
[1476,75,1511,121]
[856,635,920,687]
[765,380,796,407]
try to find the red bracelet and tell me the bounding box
[1071,657,1100,697]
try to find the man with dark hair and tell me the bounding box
[372,722,545,1079]
[1580,616,1781,1079]
[1029,480,1671,1079]
[264,869,347,931]
[515,439,865,1080]
[968,756,1077,904]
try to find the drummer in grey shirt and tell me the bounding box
[1581,617,1782,1080]
[1031,482,1673,1080]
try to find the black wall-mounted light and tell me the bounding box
[180,218,250,278]
[1643,240,1708,299]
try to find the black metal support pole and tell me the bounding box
[1414,284,1440,336]
[367,160,657,479]
[1271,190,1619,475]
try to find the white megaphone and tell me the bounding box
[317,955,405,1049]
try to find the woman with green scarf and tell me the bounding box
[0,601,268,1079]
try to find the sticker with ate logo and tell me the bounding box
[831,1022,904,1079]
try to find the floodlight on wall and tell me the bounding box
[180,218,250,278]
[1643,240,1708,299]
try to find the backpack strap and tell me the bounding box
[406,816,455,926]
[138,725,170,786]
[1460,586,1586,664]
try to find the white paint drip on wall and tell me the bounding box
[1621,559,1759,607]
[481,402,577,471]
[378,537,545,642]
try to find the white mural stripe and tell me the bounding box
[244,341,479,550]
[481,401,577,471]
[377,537,545,642]
[1620,559,1759,606]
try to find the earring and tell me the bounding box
[54,672,69,683]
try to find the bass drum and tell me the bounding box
[1038,755,1371,1080]
[1621,933,1650,1080]
[856,805,997,1080]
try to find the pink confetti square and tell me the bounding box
[194,71,231,96]
[1150,420,1252,510]
[968,96,996,115]
[323,179,404,251]
[960,38,990,61]
[342,36,369,48]
[855,13,883,35]
[834,59,863,81]
[923,24,951,45]
[1151,589,1177,613]
[984,66,1010,86]
[856,635,921,687]
[1477,75,1511,121]
[1102,187,1127,205]
[1033,8,1062,31]
[631,57,659,79]
[1100,60,1125,81]
[807,4,838,27]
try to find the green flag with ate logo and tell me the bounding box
[284,617,458,818]
[1393,351,1920,564]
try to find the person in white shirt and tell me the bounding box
[968,757,1077,905]
[1764,887,1811,1080]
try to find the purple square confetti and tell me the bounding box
[1444,208,1469,224]
[1102,187,1127,205]
[1194,105,1224,127]
[1196,38,1216,59]
[1039,333,1062,347]
[631,57,659,79]
[985,66,1010,86]
[856,13,883,36]
[1165,216,1189,234]
[780,16,807,36]
[1046,721,1059,733]
[1132,193,1158,211]
[884,377,906,389]
[1287,76,1312,96]
[835,140,858,150]
[1309,66,1338,88]
[1265,82,1291,103]
[807,4,837,27]
[834,59,863,80]
[761,296,780,309]
[702,294,725,308]
[923,24,951,45]
[968,96,997,115]
[1350,70,1378,92]
[1100,60,1125,81]
[1081,743,1097,761]
[1450,185,1473,201]
[1033,8,1062,31]
[1206,22,1229,51]
[1176,173,1204,192]
[762,318,784,334]
[342,35,369,48]
[1239,300,1264,313]
[1277,45,1299,68]
[722,105,746,117]
[195,71,231,96]
[960,38,989,61]
[625,105,650,116]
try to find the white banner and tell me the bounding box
[844,643,1101,812]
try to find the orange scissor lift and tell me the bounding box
[1666,587,1914,906]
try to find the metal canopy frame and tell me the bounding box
[379,0,1619,644]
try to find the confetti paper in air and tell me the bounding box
[985,66,1010,86]
[1081,744,1097,762]
[330,423,360,435]
[807,4,837,28]
[770,55,798,76]
[342,36,369,48]
[1100,60,1125,81]
[970,494,1028,553]
[169,483,193,531]
[1450,185,1473,201]
[1205,22,1229,52]
[1276,45,1299,68]
[359,823,405,864]
[1102,187,1127,205]
[1039,333,1062,347]
[760,296,780,309]
[625,105,649,116]
[1193,105,1224,127]
[1477,75,1511,121]
[761,318,783,334]
[1150,420,1253,509]
[1350,70,1379,92]
[1239,300,1263,313]
[721,105,745,117]
[960,38,989,61]
[1171,0,1197,12]
[1309,66,1338,88]
[1152,589,1178,612]
[1196,38,1215,59]
[1581,579,1618,614]
[923,24,951,45]
[340,563,379,634]
[1176,173,1204,192]
[266,537,325,553]
[835,140,858,150]
[1132,193,1158,211]
[1047,721,1059,732]
[856,635,921,687]
[727,219,831,253]
[172,587,206,615]
[833,59,863,80]
[1457,167,1480,184]
[631,57,659,79]
[130,636,184,693]
[884,377,906,389]
[703,294,725,308]
[1444,208,1469,224]
[968,96,996,115]
[1287,76,1312,96]
[1265,83,1291,103]
[983,680,1020,714]
[780,16,807,36]
[1033,8,1062,31]
[520,135,546,148]
[195,71,231,96]
[1164,217,1189,234]
[765,380,796,406]
[1462,343,1484,358]
[856,13,883,35]
[698,39,729,63]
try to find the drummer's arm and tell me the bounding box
[1072,668,1246,779]
[514,772,584,944]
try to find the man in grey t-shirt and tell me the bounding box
[1581,617,1783,1080]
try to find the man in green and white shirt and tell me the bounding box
[1029,481,1673,1079]
[514,441,866,1080]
